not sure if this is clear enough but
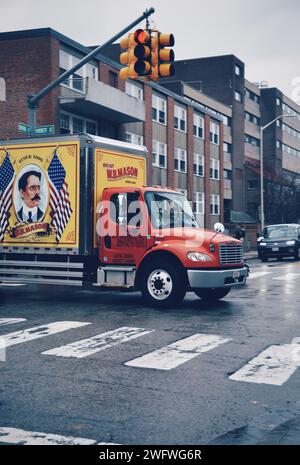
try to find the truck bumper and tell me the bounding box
[187,267,248,289]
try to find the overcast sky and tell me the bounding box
[1,0,299,100]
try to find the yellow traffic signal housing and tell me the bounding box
[119,29,152,80]
[119,33,138,80]
[149,31,175,81]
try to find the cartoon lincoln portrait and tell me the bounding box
[14,166,48,224]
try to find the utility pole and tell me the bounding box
[27,7,155,134]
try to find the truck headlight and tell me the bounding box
[286,240,295,246]
[187,252,213,262]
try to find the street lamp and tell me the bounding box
[260,113,296,231]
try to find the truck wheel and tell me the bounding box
[194,287,231,302]
[141,259,187,307]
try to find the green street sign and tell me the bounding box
[34,125,55,135]
[18,123,31,135]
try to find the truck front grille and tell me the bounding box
[219,243,244,265]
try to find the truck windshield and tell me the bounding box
[263,225,299,239]
[144,191,198,229]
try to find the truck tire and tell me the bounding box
[140,259,187,307]
[194,287,231,302]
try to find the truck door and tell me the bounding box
[99,190,149,265]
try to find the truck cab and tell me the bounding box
[97,186,247,306]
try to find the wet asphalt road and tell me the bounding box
[0,257,300,445]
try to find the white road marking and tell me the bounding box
[2,321,91,348]
[0,318,27,327]
[42,326,154,359]
[0,283,26,287]
[0,427,120,445]
[125,333,232,370]
[248,271,272,280]
[229,343,300,386]
[272,273,300,281]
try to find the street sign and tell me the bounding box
[18,124,55,136]
[34,125,55,135]
[18,123,31,135]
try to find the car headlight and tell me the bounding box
[259,242,267,246]
[286,240,295,246]
[187,252,213,262]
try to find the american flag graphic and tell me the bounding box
[0,153,15,242]
[48,151,72,242]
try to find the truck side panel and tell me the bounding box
[0,140,80,254]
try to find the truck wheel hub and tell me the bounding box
[148,269,173,300]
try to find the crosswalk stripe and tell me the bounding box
[0,318,27,327]
[125,333,232,370]
[272,273,300,281]
[0,283,26,287]
[42,326,154,359]
[247,271,272,280]
[0,427,119,445]
[2,321,91,348]
[229,343,300,385]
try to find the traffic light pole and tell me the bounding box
[27,7,155,134]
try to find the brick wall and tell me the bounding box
[187,107,194,201]
[98,62,125,92]
[144,85,153,185]
[167,96,175,187]
[0,35,60,139]
[219,121,224,223]
[204,115,211,228]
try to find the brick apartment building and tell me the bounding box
[166,55,300,233]
[0,28,224,229]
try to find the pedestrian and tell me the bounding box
[234,223,246,243]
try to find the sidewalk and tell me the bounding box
[244,250,258,260]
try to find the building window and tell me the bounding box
[60,111,98,135]
[193,153,204,177]
[244,88,260,104]
[175,147,187,172]
[209,122,220,145]
[152,95,167,125]
[276,140,281,149]
[59,49,98,93]
[73,117,84,133]
[125,132,144,146]
[60,113,70,133]
[109,71,118,88]
[193,192,205,215]
[247,180,259,190]
[210,194,220,215]
[224,169,232,180]
[235,65,242,76]
[86,121,97,135]
[245,134,260,147]
[125,81,143,100]
[174,105,187,132]
[210,159,220,180]
[223,142,232,154]
[234,90,242,102]
[152,140,167,168]
[193,113,204,138]
[276,97,281,106]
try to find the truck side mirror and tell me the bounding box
[214,222,225,233]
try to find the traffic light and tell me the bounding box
[150,31,175,81]
[119,29,151,80]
